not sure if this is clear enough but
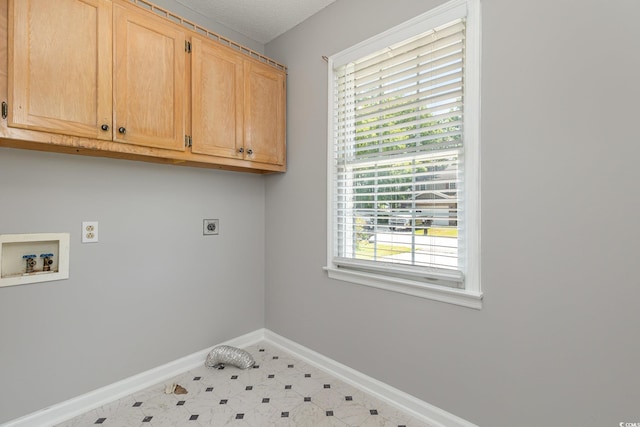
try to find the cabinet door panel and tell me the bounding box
[114,3,185,151]
[244,61,285,166]
[9,0,112,139]
[191,37,243,159]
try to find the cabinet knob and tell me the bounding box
[247,149,253,155]
[238,147,244,153]
[101,124,109,131]
[118,127,126,134]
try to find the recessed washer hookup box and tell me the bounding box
[0,233,70,288]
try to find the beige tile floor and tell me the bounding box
[56,342,432,427]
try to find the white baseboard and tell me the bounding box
[264,330,477,427]
[1,330,264,427]
[3,328,476,427]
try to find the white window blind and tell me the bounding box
[331,18,467,289]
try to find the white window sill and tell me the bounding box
[324,266,483,310]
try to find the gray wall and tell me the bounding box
[264,0,640,426]
[0,149,266,422]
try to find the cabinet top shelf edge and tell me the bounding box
[124,0,288,73]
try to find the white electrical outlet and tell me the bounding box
[203,219,219,235]
[82,221,99,243]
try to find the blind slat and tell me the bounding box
[347,90,463,124]
[353,20,465,73]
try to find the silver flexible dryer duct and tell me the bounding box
[205,345,255,369]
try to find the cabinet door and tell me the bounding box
[9,0,112,140]
[244,61,286,166]
[113,2,185,151]
[191,37,243,159]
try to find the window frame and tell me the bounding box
[325,0,482,309]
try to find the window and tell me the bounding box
[325,0,481,309]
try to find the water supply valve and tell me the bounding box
[23,254,37,273]
[40,253,54,272]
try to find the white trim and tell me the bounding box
[0,330,264,427]
[264,329,479,427]
[324,266,482,309]
[326,53,336,293]
[2,329,477,427]
[463,0,482,298]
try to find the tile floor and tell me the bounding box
[56,342,433,427]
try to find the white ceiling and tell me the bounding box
[174,0,337,44]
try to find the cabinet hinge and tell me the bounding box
[185,41,191,53]
[185,135,192,148]
[1,102,7,120]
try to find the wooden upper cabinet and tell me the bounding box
[8,0,112,140]
[191,37,286,167]
[113,2,185,151]
[244,61,286,166]
[3,0,285,172]
[191,37,243,160]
